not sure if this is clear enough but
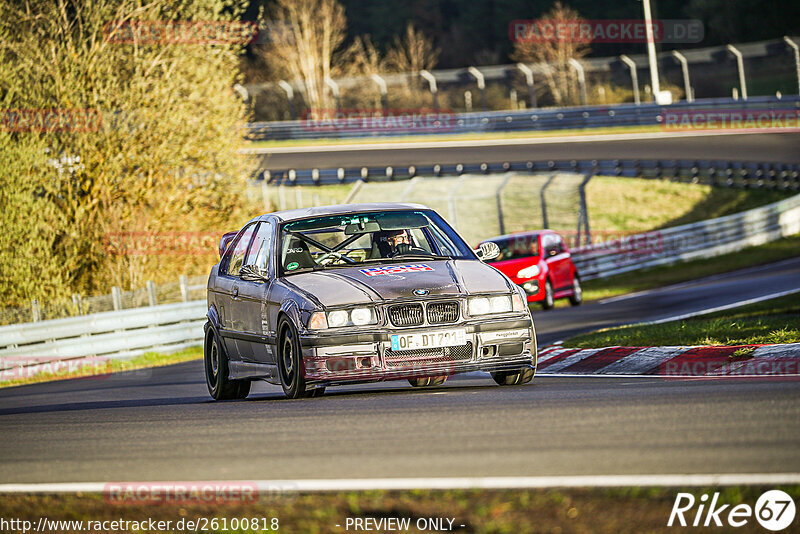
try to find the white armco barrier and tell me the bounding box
[0,301,207,381]
[1,192,798,379]
[571,192,800,280]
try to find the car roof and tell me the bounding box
[484,229,554,241]
[263,202,431,223]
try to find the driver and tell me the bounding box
[381,229,427,257]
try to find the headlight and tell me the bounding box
[517,264,541,279]
[308,308,377,329]
[328,310,349,328]
[350,307,372,325]
[468,295,514,316]
[468,297,491,316]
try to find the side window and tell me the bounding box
[542,234,556,257]
[248,221,275,272]
[554,235,565,254]
[223,224,257,277]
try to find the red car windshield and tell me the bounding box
[484,235,540,263]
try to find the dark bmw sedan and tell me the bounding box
[204,203,537,400]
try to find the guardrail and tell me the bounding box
[247,95,800,141]
[570,192,800,280]
[0,301,207,381]
[262,158,800,189]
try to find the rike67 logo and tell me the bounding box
[668,490,796,530]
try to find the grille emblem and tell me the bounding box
[413,289,429,296]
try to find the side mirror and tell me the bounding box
[475,241,501,262]
[219,231,238,258]
[240,264,269,282]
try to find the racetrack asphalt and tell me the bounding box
[255,131,800,169]
[0,257,798,483]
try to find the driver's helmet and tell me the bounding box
[374,229,411,257]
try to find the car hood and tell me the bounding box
[285,260,513,307]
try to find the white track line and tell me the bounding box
[3,474,800,493]
[599,257,800,305]
[244,129,799,154]
[645,288,800,325]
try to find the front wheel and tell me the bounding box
[491,366,535,386]
[569,276,583,306]
[541,280,554,310]
[204,328,250,401]
[277,317,315,399]
[408,376,448,387]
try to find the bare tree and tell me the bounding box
[385,23,439,74]
[261,0,347,111]
[511,2,590,106]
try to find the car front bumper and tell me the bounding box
[299,316,536,386]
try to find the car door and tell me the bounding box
[217,222,258,360]
[549,233,572,290]
[237,220,277,364]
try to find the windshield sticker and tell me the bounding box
[286,262,300,271]
[360,264,433,276]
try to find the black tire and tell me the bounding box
[408,376,448,387]
[277,316,315,399]
[569,276,583,306]
[541,280,555,310]
[204,328,251,401]
[491,366,535,386]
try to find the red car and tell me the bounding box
[481,230,582,309]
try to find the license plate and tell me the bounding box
[391,329,467,351]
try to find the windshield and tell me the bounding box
[279,209,474,274]
[484,234,540,263]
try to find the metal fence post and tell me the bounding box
[785,37,800,95]
[671,51,693,102]
[726,44,748,100]
[277,80,296,120]
[577,172,594,246]
[420,70,439,111]
[324,77,341,112]
[147,281,157,307]
[569,59,587,106]
[468,67,487,111]
[448,175,470,230]
[111,287,122,311]
[370,74,388,112]
[179,275,189,303]
[494,174,515,236]
[31,299,41,322]
[517,63,536,108]
[619,55,640,105]
[72,293,83,315]
[540,173,557,229]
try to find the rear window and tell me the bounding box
[485,234,539,263]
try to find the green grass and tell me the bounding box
[563,292,800,348]
[0,346,202,388]
[581,233,800,302]
[584,177,791,234]
[2,486,796,533]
